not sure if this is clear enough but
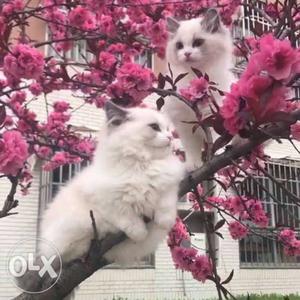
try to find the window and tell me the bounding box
[46,27,93,62]
[232,0,273,69]
[134,50,152,68]
[39,163,154,268]
[239,160,300,268]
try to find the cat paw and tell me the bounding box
[155,215,175,230]
[127,226,148,242]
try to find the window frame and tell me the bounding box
[238,159,300,269]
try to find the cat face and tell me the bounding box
[104,102,173,158]
[166,9,232,69]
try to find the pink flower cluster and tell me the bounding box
[43,152,81,171]
[111,63,155,105]
[221,34,300,135]
[278,229,300,256]
[228,221,249,240]
[2,0,24,16]
[180,77,209,103]
[168,218,212,282]
[206,195,268,233]
[0,131,29,176]
[68,6,96,31]
[44,101,70,135]
[4,44,44,84]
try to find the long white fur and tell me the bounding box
[163,11,235,169]
[38,103,185,266]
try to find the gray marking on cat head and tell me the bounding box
[166,17,180,34]
[104,101,128,127]
[201,8,221,33]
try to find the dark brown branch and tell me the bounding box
[0,176,19,218]
[13,218,126,300]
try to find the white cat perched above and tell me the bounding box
[163,8,235,170]
[38,101,185,266]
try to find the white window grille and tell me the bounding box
[39,163,154,268]
[134,50,152,68]
[45,27,93,62]
[239,160,300,268]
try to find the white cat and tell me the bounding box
[163,9,235,169]
[38,101,185,266]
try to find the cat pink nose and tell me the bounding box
[184,52,191,58]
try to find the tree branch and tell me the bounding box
[0,176,19,219]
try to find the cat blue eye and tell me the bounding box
[192,38,204,47]
[149,123,161,132]
[176,41,183,50]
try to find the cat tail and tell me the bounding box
[104,222,168,265]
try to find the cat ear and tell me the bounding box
[201,8,221,33]
[104,101,128,126]
[167,17,180,34]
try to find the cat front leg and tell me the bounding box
[109,205,148,242]
[154,189,178,231]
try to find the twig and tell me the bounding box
[90,210,99,240]
[0,176,19,218]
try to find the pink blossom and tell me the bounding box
[205,196,224,209]
[43,151,81,171]
[180,77,209,102]
[2,0,24,16]
[115,63,155,103]
[228,196,246,214]
[99,15,116,37]
[291,122,300,141]
[99,51,117,71]
[29,83,43,96]
[283,239,300,256]
[190,255,212,282]
[168,217,189,248]
[252,34,300,81]
[53,101,70,113]
[228,221,249,240]
[4,44,44,82]
[220,84,249,135]
[36,146,53,159]
[74,139,95,155]
[0,131,29,176]
[10,91,26,104]
[171,246,197,271]
[278,229,296,244]
[68,6,96,31]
